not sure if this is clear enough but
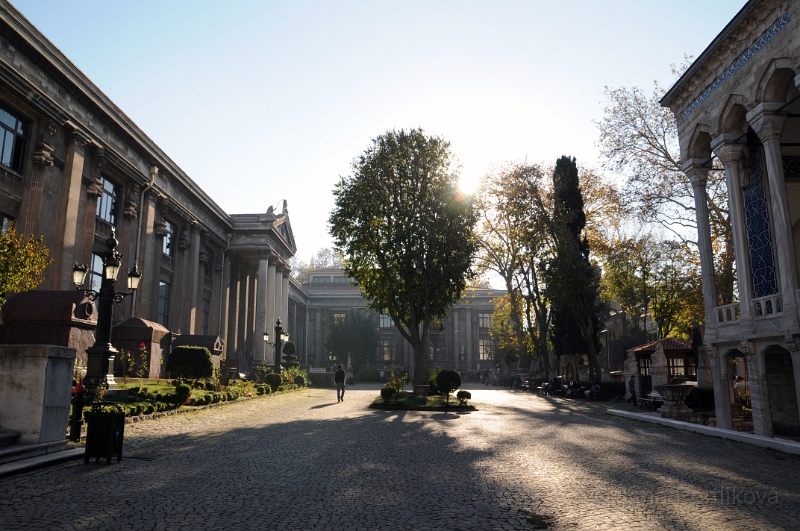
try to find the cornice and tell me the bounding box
[661,0,791,117]
[0,2,232,229]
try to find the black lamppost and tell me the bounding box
[263,318,289,372]
[72,227,141,390]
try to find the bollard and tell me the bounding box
[69,378,87,442]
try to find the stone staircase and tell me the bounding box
[0,430,69,465]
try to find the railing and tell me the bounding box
[0,166,23,197]
[752,294,783,319]
[161,253,173,271]
[716,302,741,323]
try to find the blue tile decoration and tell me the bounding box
[681,11,791,121]
[783,156,800,179]
[744,135,778,297]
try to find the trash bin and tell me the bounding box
[84,411,125,464]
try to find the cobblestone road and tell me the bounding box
[1,386,799,531]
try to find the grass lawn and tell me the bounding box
[369,391,477,411]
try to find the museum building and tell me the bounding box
[0,2,499,381]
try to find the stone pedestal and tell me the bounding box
[413,385,429,397]
[651,343,670,387]
[655,384,695,420]
[0,345,75,444]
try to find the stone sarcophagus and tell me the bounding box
[111,317,171,379]
[0,291,97,369]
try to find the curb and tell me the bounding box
[607,409,800,456]
[0,448,85,479]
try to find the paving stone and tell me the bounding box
[0,387,798,530]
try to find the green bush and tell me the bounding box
[354,370,382,383]
[294,375,305,387]
[166,346,214,379]
[436,370,462,404]
[265,373,282,392]
[381,386,397,403]
[457,390,471,406]
[175,384,192,405]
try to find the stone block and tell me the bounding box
[0,345,75,444]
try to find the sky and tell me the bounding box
[12,0,746,271]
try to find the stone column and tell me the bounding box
[747,348,772,437]
[281,270,290,330]
[136,190,158,318]
[711,134,752,326]
[247,272,257,356]
[266,258,277,365]
[51,129,87,290]
[253,251,269,367]
[683,160,719,328]
[238,266,250,359]
[747,103,799,329]
[227,260,241,355]
[21,121,56,240]
[465,308,473,368]
[710,348,733,430]
[187,225,202,334]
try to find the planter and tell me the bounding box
[654,384,694,420]
[413,384,429,397]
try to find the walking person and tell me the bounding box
[335,364,346,402]
[627,375,638,406]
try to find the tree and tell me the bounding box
[543,156,602,381]
[329,128,477,386]
[325,310,379,374]
[0,224,51,306]
[597,72,734,306]
[291,247,345,282]
[488,294,529,368]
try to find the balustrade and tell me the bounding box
[752,293,783,319]
[715,302,740,323]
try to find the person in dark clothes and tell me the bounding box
[627,375,638,406]
[335,364,346,402]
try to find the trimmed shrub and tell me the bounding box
[381,386,397,403]
[175,384,192,405]
[294,375,305,387]
[166,346,214,380]
[265,373,282,393]
[436,370,462,404]
[457,390,472,406]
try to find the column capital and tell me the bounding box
[258,249,270,261]
[682,158,710,187]
[67,128,89,151]
[710,133,745,166]
[746,102,786,143]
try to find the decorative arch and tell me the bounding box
[717,94,752,134]
[755,58,797,103]
[687,123,713,159]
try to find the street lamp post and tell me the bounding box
[263,318,289,372]
[72,227,141,390]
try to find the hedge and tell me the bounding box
[166,346,214,379]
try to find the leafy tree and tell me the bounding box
[291,247,345,282]
[597,67,733,307]
[543,156,602,380]
[325,310,378,374]
[488,294,528,367]
[329,128,477,386]
[0,224,51,306]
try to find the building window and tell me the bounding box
[478,339,493,360]
[379,314,394,328]
[479,313,490,329]
[204,248,215,279]
[668,357,685,378]
[201,295,211,335]
[329,313,345,326]
[162,220,175,256]
[0,212,13,234]
[333,276,349,283]
[157,281,171,328]
[379,339,395,361]
[0,104,26,173]
[87,252,104,293]
[95,176,119,225]
[313,276,331,284]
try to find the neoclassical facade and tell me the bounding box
[0,2,296,373]
[303,269,502,374]
[661,0,800,437]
